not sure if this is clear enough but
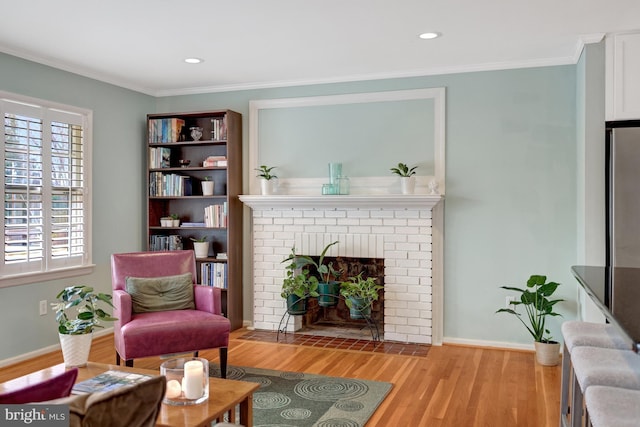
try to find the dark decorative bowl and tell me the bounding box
[178,159,191,168]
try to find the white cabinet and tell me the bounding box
[606,31,640,120]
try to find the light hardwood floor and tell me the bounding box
[0,329,561,426]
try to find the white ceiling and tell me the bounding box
[1,0,638,96]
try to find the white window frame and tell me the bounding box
[1,91,93,288]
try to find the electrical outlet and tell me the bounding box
[506,296,517,309]
[39,300,47,316]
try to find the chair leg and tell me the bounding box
[571,374,584,427]
[193,351,199,358]
[219,347,228,379]
[116,352,121,366]
[560,345,570,426]
[125,359,134,367]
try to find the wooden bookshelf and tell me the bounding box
[146,110,243,330]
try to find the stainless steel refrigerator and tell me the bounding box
[606,121,640,267]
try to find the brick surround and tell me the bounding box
[242,196,442,344]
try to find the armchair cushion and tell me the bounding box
[126,272,195,313]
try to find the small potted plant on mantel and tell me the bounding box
[255,165,278,195]
[339,272,383,319]
[496,274,564,366]
[390,162,418,195]
[281,247,319,315]
[52,285,116,367]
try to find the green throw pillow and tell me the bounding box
[125,272,195,314]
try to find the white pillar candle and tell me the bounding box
[165,379,182,399]
[182,360,204,399]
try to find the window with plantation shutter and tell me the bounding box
[1,92,93,287]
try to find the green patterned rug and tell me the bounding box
[210,364,392,427]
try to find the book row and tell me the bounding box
[149,172,192,197]
[201,262,228,289]
[204,203,227,228]
[149,118,185,143]
[149,235,183,251]
[149,147,171,168]
[210,116,227,141]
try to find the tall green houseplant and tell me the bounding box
[496,275,563,343]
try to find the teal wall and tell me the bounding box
[0,53,154,360]
[0,48,591,361]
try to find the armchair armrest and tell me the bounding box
[113,289,132,326]
[193,285,223,315]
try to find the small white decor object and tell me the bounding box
[160,357,209,405]
[190,127,203,141]
[260,178,277,195]
[428,179,439,195]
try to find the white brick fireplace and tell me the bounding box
[240,195,444,345]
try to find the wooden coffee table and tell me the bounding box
[0,362,259,427]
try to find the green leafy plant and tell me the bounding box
[496,274,564,343]
[390,162,417,177]
[255,165,278,180]
[169,213,179,220]
[52,286,116,335]
[281,247,319,299]
[282,241,340,283]
[339,272,383,309]
[190,236,207,242]
[203,176,212,181]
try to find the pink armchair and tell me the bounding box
[110,251,230,377]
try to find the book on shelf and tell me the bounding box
[150,235,183,251]
[149,118,185,143]
[210,115,227,141]
[181,222,207,227]
[149,147,171,168]
[72,370,155,395]
[149,173,192,196]
[203,156,227,167]
[204,203,227,228]
[200,262,228,289]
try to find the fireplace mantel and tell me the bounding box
[239,194,443,209]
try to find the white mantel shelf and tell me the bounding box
[238,194,443,209]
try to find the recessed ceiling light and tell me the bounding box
[419,32,441,40]
[184,58,204,64]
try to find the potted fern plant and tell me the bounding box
[255,165,278,195]
[281,247,319,314]
[282,241,341,307]
[52,285,116,367]
[390,162,418,194]
[339,272,383,319]
[496,274,564,366]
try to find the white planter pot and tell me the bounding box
[260,178,277,195]
[201,181,214,196]
[193,241,209,258]
[59,333,93,367]
[160,218,172,227]
[400,176,416,195]
[534,341,561,366]
[172,219,180,227]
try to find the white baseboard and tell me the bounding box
[443,336,535,352]
[0,327,114,369]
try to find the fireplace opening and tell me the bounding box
[298,256,384,339]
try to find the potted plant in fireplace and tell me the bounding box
[339,272,383,319]
[281,247,319,315]
[390,162,418,195]
[282,241,341,307]
[496,274,564,366]
[255,165,278,195]
[52,285,116,367]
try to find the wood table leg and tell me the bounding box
[239,396,253,427]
